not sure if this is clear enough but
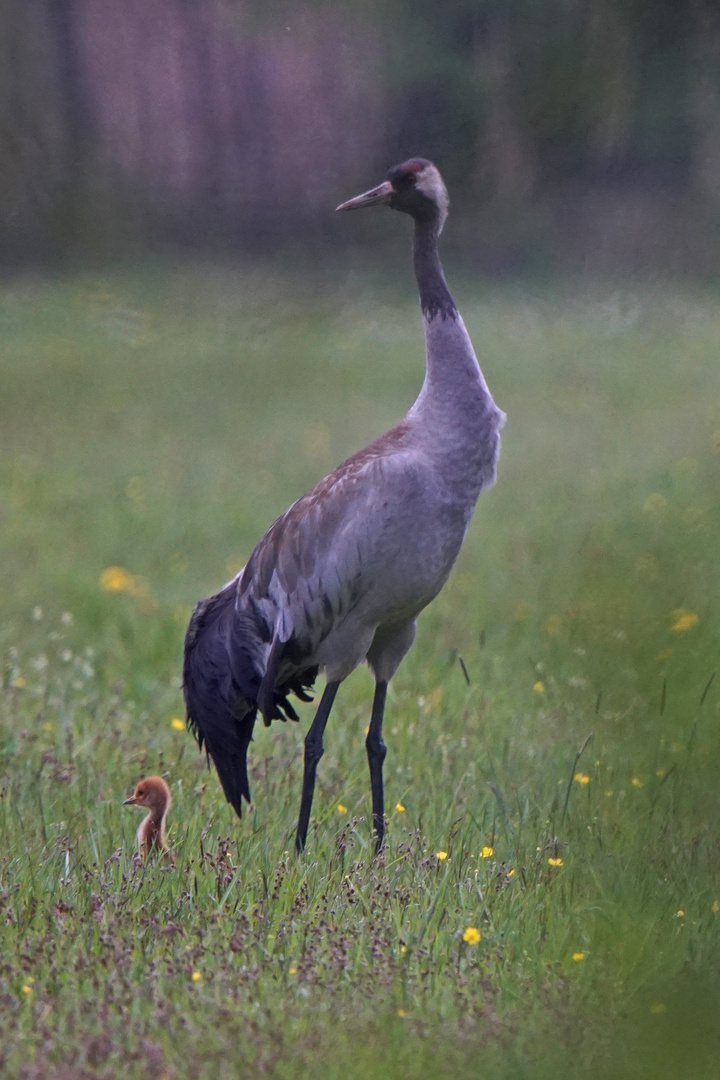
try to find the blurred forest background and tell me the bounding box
[3,7,720,1077]
[3,0,720,274]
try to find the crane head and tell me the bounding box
[337,158,449,232]
[123,775,172,812]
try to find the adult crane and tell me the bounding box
[183,158,505,853]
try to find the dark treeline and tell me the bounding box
[2,0,720,270]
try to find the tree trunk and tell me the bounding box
[47,0,95,246]
[587,0,635,177]
[472,9,536,203]
[689,0,720,204]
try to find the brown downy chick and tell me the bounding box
[123,776,174,863]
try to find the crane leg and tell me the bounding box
[366,680,388,853]
[295,680,340,853]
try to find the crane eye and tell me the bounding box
[137,788,144,796]
[387,167,416,191]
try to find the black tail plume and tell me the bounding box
[183,585,319,819]
[183,588,262,817]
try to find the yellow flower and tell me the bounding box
[548,857,563,867]
[671,610,698,633]
[100,565,135,592]
[100,565,150,598]
[572,952,585,962]
[11,676,26,689]
[508,868,516,877]
[676,910,685,918]
[642,493,668,514]
[171,717,185,731]
[481,846,494,858]
[436,851,448,861]
[21,985,33,995]
[656,768,665,778]
[574,772,590,785]
[289,967,297,975]
[191,971,202,982]
[711,901,719,914]
[337,804,347,814]
[396,803,405,812]
[463,927,481,945]
[650,1003,666,1015]
[532,681,545,696]
[631,777,643,788]
[397,1008,407,1017]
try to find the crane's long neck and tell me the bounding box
[413,217,457,322]
[411,216,499,421]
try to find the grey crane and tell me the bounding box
[183,158,505,853]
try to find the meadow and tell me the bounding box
[1,259,719,1079]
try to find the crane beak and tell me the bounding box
[336,180,394,212]
[123,794,138,805]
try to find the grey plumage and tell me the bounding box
[183,157,505,851]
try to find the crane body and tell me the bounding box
[183,159,505,852]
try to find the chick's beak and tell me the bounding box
[123,795,138,805]
[336,180,394,212]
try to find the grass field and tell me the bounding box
[1,260,720,1078]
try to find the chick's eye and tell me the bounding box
[137,789,144,796]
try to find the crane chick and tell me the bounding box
[123,776,174,863]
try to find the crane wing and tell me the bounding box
[240,434,419,718]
